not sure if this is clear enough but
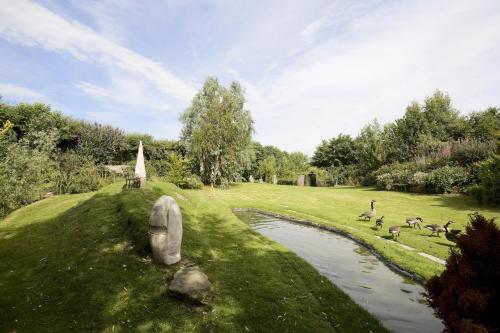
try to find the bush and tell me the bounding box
[0,143,54,217]
[427,165,470,193]
[54,153,112,194]
[477,154,500,205]
[451,139,496,166]
[328,164,363,186]
[465,184,484,204]
[177,175,203,189]
[426,213,500,333]
[373,162,417,190]
[277,179,296,185]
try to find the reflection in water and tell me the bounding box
[235,211,444,333]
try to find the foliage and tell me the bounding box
[328,164,363,186]
[426,213,500,333]
[450,138,496,166]
[176,175,203,189]
[373,162,418,190]
[466,107,500,142]
[53,152,112,194]
[0,119,13,140]
[257,156,277,182]
[311,134,358,168]
[75,121,125,164]
[427,165,469,193]
[162,152,202,189]
[0,143,54,217]
[180,77,254,187]
[476,154,500,205]
[164,152,190,184]
[355,120,387,172]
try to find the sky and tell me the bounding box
[0,0,499,155]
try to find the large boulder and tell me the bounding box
[149,196,182,265]
[168,265,211,304]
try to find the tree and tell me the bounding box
[355,120,386,172]
[311,134,358,168]
[467,107,500,142]
[257,156,277,182]
[180,77,254,187]
[76,121,125,164]
[426,213,500,333]
[423,90,466,141]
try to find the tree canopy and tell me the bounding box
[180,77,254,187]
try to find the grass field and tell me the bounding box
[191,183,500,280]
[0,181,387,333]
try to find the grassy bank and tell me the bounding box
[191,183,500,280]
[0,181,386,332]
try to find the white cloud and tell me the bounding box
[0,83,48,102]
[240,0,500,154]
[0,0,196,102]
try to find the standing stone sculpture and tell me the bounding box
[149,196,183,265]
[134,140,146,188]
[297,174,305,186]
[249,175,254,183]
[272,174,277,185]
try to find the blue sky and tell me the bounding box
[1,0,499,154]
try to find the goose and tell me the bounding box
[375,216,384,229]
[359,200,376,221]
[388,226,400,240]
[444,221,461,243]
[406,217,423,229]
[425,221,453,237]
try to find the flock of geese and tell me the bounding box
[358,200,462,243]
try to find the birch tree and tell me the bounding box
[180,77,253,188]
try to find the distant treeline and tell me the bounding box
[310,91,499,204]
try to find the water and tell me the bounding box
[235,211,444,333]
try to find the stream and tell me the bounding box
[234,210,444,333]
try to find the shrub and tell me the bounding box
[427,165,469,193]
[277,179,296,185]
[177,175,203,189]
[328,164,363,186]
[465,184,484,204]
[426,213,500,333]
[373,162,417,190]
[451,138,496,166]
[54,153,112,194]
[477,154,500,205]
[0,143,54,217]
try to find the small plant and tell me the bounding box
[426,213,500,333]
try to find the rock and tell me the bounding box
[149,196,182,265]
[249,175,254,183]
[272,174,277,185]
[297,175,305,186]
[168,265,211,304]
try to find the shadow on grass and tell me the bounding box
[0,187,388,333]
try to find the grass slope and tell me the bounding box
[192,183,500,280]
[0,181,386,333]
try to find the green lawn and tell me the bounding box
[0,181,387,333]
[195,183,499,280]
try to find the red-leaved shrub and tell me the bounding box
[426,213,500,333]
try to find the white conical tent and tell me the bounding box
[134,140,146,179]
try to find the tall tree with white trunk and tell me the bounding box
[180,77,253,188]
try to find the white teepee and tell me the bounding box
[134,140,146,180]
